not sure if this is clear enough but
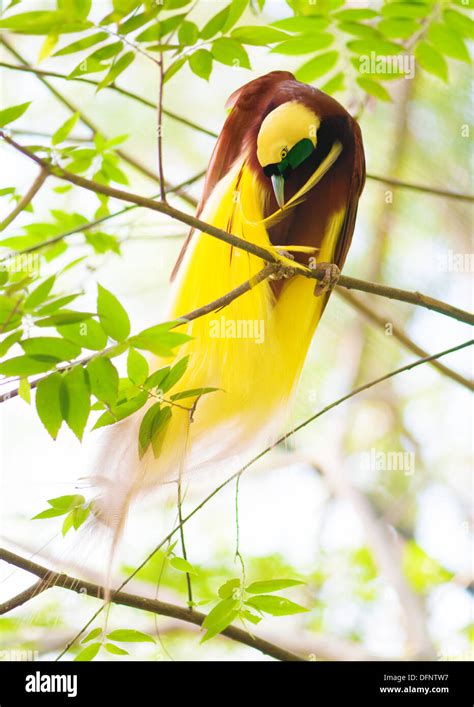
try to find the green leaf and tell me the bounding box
[81,627,102,644]
[74,642,101,661]
[21,337,81,361]
[160,355,189,393]
[443,9,474,39]
[200,6,229,39]
[89,40,123,62]
[334,8,378,21]
[18,376,30,405]
[271,33,333,55]
[381,2,431,20]
[52,112,80,145]
[178,20,198,45]
[170,387,218,401]
[221,0,249,33]
[245,579,305,594]
[24,276,55,310]
[378,18,419,39]
[60,366,91,440]
[357,77,392,102]
[211,38,250,69]
[97,51,135,89]
[138,401,161,454]
[112,0,139,17]
[35,372,63,439]
[201,598,238,642]
[85,231,121,255]
[321,71,345,95]
[53,31,108,56]
[0,102,31,128]
[295,51,339,82]
[163,57,187,83]
[0,11,90,35]
[69,56,109,79]
[0,330,22,358]
[272,16,330,33]
[0,356,58,376]
[87,357,119,405]
[347,39,403,55]
[105,643,129,655]
[218,578,241,599]
[35,311,94,327]
[127,348,149,386]
[231,25,288,45]
[427,22,470,62]
[144,366,171,391]
[130,323,190,356]
[93,391,148,429]
[337,21,381,39]
[38,32,59,63]
[245,595,309,616]
[415,41,448,81]
[107,629,155,643]
[119,12,152,34]
[402,541,454,593]
[58,319,108,350]
[48,494,85,511]
[169,557,198,575]
[97,284,130,342]
[150,406,172,458]
[188,49,213,81]
[33,507,68,520]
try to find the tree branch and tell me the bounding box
[338,289,473,391]
[0,168,48,232]
[55,338,473,657]
[1,58,472,203]
[2,131,472,326]
[0,547,303,662]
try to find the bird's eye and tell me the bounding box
[280,147,288,159]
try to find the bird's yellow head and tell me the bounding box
[256,101,320,208]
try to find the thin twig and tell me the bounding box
[3,132,472,327]
[0,168,48,232]
[53,338,473,658]
[157,54,166,202]
[338,289,474,391]
[0,547,302,662]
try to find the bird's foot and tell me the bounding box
[267,245,313,278]
[313,262,340,296]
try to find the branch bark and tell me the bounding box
[0,168,48,232]
[0,547,303,662]
[2,131,473,326]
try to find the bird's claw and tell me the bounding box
[268,248,297,280]
[313,262,340,296]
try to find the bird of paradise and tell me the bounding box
[92,71,365,543]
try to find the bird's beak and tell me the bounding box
[271,174,285,209]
